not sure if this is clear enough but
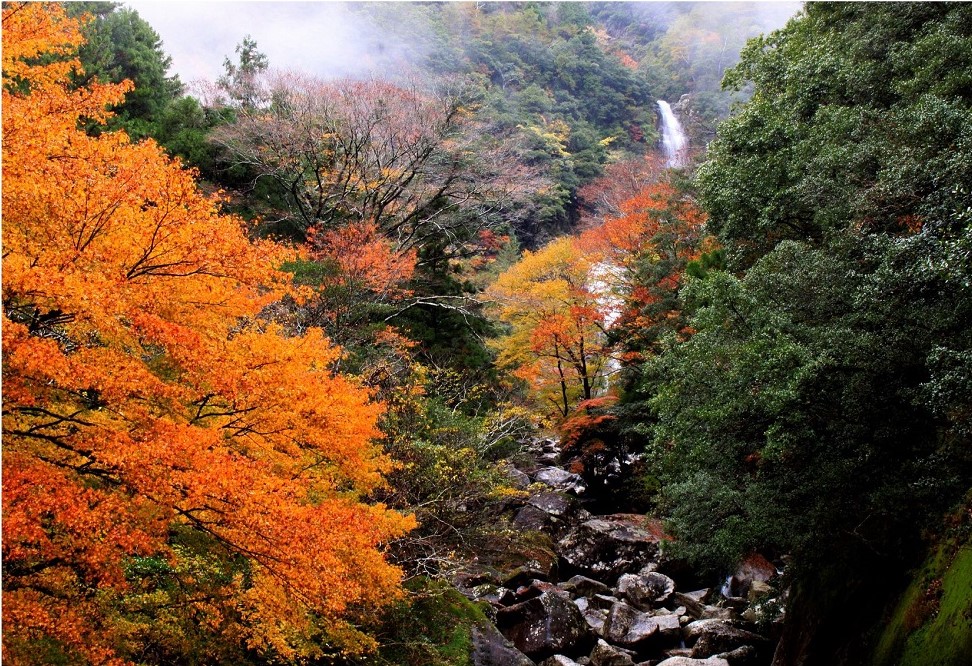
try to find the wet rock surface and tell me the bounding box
[458,436,782,666]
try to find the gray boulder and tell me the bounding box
[616,571,676,609]
[581,607,608,635]
[471,623,535,666]
[684,620,764,659]
[540,657,583,666]
[655,658,730,666]
[589,639,637,666]
[561,575,612,598]
[534,467,587,495]
[673,589,713,619]
[602,602,668,648]
[497,591,594,659]
[557,516,663,584]
[515,492,592,538]
[505,466,532,490]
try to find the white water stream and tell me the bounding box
[657,100,689,168]
[589,101,690,393]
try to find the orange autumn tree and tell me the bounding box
[1,4,413,664]
[486,237,611,420]
[297,220,417,347]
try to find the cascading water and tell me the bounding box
[588,102,691,393]
[657,100,688,168]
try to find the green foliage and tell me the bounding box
[364,577,489,666]
[67,2,182,140]
[217,35,269,109]
[644,235,970,577]
[108,526,258,666]
[699,2,972,269]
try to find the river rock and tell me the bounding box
[514,580,558,601]
[581,607,608,635]
[561,575,612,598]
[515,492,591,538]
[534,467,587,495]
[504,566,552,590]
[673,589,712,618]
[602,602,681,648]
[506,466,532,490]
[715,645,758,664]
[684,620,764,658]
[722,553,776,599]
[471,623,535,666]
[496,591,593,659]
[590,594,621,610]
[655,658,730,666]
[616,571,676,608]
[541,656,583,666]
[699,606,735,622]
[557,516,662,584]
[589,639,637,666]
[469,583,517,607]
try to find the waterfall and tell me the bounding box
[657,100,688,168]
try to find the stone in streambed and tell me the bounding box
[557,516,663,584]
[496,591,594,660]
[589,639,637,666]
[471,623,535,666]
[616,571,676,608]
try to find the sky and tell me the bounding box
[126,2,414,87]
[126,1,802,89]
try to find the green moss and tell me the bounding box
[873,544,972,666]
[369,577,490,666]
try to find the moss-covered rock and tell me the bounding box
[369,577,492,666]
[872,542,972,666]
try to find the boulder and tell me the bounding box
[616,571,676,609]
[651,613,683,641]
[503,567,552,590]
[515,492,591,538]
[581,607,608,635]
[699,606,736,622]
[534,467,587,495]
[655,658,730,666]
[468,583,517,607]
[590,594,621,610]
[557,516,663,584]
[589,639,637,666]
[561,575,612,598]
[746,580,772,602]
[540,657,583,666]
[505,466,532,490]
[471,623,535,666]
[722,554,776,599]
[673,589,713,618]
[684,620,764,659]
[715,645,758,665]
[514,580,558,601]
[497,591,594,660]
[602,602,679,648]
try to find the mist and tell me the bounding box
[126,2,435,86]
[128,2,801,89]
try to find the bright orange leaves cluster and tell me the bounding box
[2,4,412,663]
[309,221,416,295]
